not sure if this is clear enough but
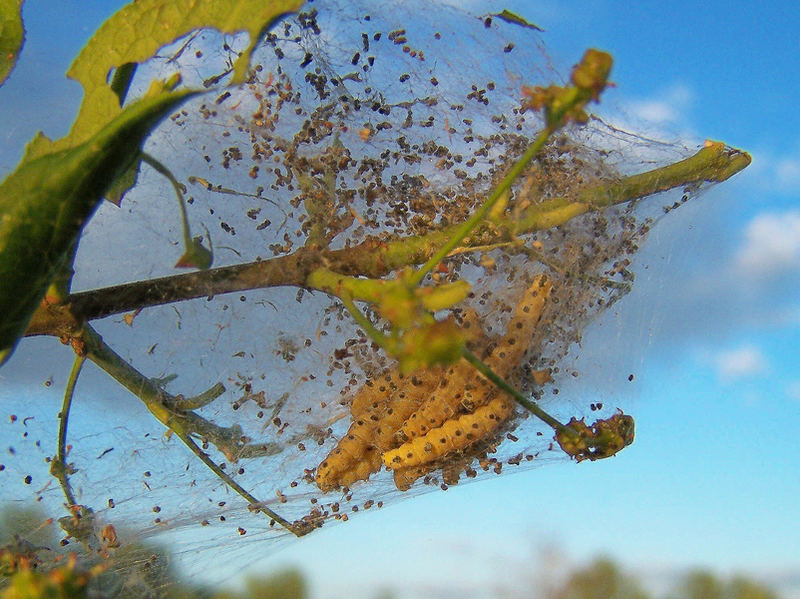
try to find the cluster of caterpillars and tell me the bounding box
[316,274,553,492]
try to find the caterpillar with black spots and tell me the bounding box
[315,368,440,491]
[383,396,514,469]
[397,275,551,443]
[315,274,552,492]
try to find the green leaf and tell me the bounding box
[415,279,471,312]
[24,0,303,161]
[0,87,195,363]
[396,319,466,374]
[492,9,543,31]
[104,157,140,206]
[0,0,25,86]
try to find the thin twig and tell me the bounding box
[51,355,86,507]
[410,122,558,286]
[79,325,297,533]
[166,30,200,64]
[170,428,298,535]
[172,382,226,410]
[80,325,279,460]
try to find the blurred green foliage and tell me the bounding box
[550,557,650,599]
[548,557,780,599]
[671,569,779,599]
[0,502,782,598]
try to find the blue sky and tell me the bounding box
[1,1,799,598]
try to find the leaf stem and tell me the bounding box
[140,152,193,249]
[461,348,572,435]
[52,354,86,507]
[338,292,392,353]
[411,123,556,286]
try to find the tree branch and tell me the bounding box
[53,142,749,324]
[80,325,281,462]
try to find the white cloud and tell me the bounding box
[745,146,800,194]
[775,156,800,188]
[626,83,694,127]
[787,380,800,403]
[734,211,800,276]
[711,345,768,380]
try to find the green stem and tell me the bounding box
[411,123,556,286]
[53,355,86,507]
[172,382,226,410]
[141,152,193,248]
[461,348,572,435]
[338,292,392,353]
[306,267,388,304]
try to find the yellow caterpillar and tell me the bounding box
[392,309,489,440]
[484,274,551,373]
[396,360,495,441]
[315,367,441,491]
[315,416,381,492]
[392,452,475,491]
[316,274,552,492]
[383,396,514,469]
[349,369,404,418]
[397,275,550,443]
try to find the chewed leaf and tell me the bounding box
[69,0,304,90]
[0,87,195,362]
[0,0,25,86]
[492,10,544,31]
[27,0,304,160]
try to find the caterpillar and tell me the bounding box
[392,464,430,492]
[396,360,495,441]
[331,446,382,490]
[315,416,381,492]
[392,309,489,440]
[392,450,475,491]
[316,274,553,492]
[317,309,483,491]
[397,275,550,443]
[349,370,404,418]
[315,367,441,491]
[484,274,551,373]
[383,396,514,469]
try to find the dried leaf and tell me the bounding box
[492,10,543,32]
